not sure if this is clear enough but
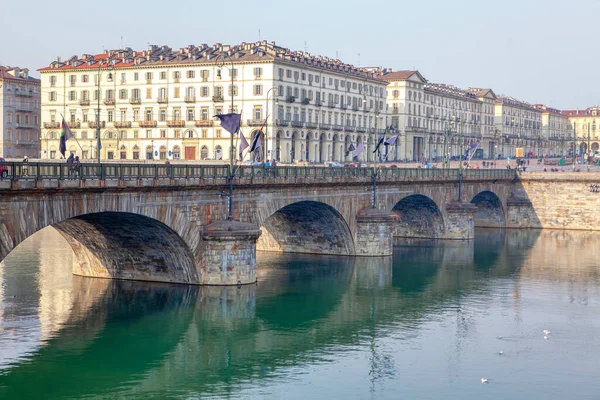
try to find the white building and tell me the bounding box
[39,41,387,163]
[0,66,41,159]
[494,96,542,157]
[382,70,496,161]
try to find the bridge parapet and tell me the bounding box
[0,162,517,191]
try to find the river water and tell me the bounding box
[0,228,599,399]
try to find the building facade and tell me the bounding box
[535,105,571,156]
[562,107,600,156]
[0,66,41,159]
[494,96,543,158]
[382,70,498,161]
[39,41,387,163]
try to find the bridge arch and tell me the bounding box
[257,201,355,255]
[392,195,445,238]
[53,212,198,283]
[470,191,505,227]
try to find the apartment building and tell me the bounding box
[39,41,387,163]
[535,105,571,156]
[562,107,600,156]
[0,66,41,158]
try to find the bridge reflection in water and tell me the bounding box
[6,226,600,398]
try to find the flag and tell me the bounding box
[214,113,241,135]
[353,142,364,158]
[468,140,480,150]
[59,118,74,158]
[384,135,399,146]
[372,132,385,154]
[345,143,355,157]
[250,133,261,152]
[239,132,250,160]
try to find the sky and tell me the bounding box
[2,0,599,109]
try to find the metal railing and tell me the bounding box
[0,162,518,184]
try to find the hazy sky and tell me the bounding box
[2,0,598,109]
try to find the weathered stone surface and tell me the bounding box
[444,201,477,240]
[201,220,261,285]
[355,208,395,256]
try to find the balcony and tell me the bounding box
[352,106,360,111]
[43,121,60,129]
[246,119,264,127]
[356,126,366,133]
[319,123,331,130]
[156,97,168,104]
[114,121,132,128]
[195,120,214,127]
[167,120,185,128]
[138,120,157,128]
[129,98,141,105]
[327,102,335,108]
[286,96,296,103]
[301,98,310,105]
[184,96,196,103]
[340,104,348,110]
[344,126,355,132]
[104,99,115,106]
[68,121,81,129]
[79,99,90,106]
[88,121,106,129]
[16,106,34,112]
[15,123,35,130]
[15,90,33,97]
[305,122,318,129]
[212,95,224,102]
[275,119,289,127]
[332,125,343,131]
[290,120,304,128]
[315,101,323,107]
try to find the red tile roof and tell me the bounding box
[0,66,40,83]
[562,108,600,117]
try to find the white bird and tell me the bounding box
[481,378,489,384]
[497,336,502,339]
[498,351,503,355]
[544,335,549,340]
[543,330,551,335]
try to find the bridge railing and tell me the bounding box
[0,162,517,183]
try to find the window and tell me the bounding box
[201,107,208,120]
[69,91,76,101]
[145,109,153,121]
[201,69,209,81]
[160,129,166,138]
[146,88,152,99]
[132,88,140,100]
[159,109,166,121]
[160,71,167,80]
[254,106,262,120]
[187,70,195,79]
[133,109,139,121]
[173,71,181,79]
[230,69,237,79]
[119,89,127,99]
[82,112,88,122]
[174,129,181,138]
[50,76,56,87]
[69,75,76,86]
[216,129,222,138]
[174,87,180,98]
[187,109,194,121]
[201,86,209,97]
[49,91,57,101]
[120,73,126,83]
[82,75,89,83]
[107,110,113,122]
[253,84,262,95]
[70,112,76,123]
[254,67,262,77]
[145,72,153,80]
[201,129,207,138]
[134,72,139,81]
[286,69,292,78]
[278,68,284,80]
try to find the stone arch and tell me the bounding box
[200,145,209,160]
[53,212,198,283]
[470,191,505,227]
[257,201,355,255]
[103,130,117,139]
[184,129,196,139]
[392,195,445,238]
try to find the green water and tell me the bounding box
[0,228,599,399]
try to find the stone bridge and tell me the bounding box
[1,162,587,286]
[0,162,523,285]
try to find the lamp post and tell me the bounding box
[457,115,464,202]
[265,86,275,161]
[587,122,591,171]
[217,53,236,220]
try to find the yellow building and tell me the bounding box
[562,107,600,156]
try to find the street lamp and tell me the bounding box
[265,86,276,161]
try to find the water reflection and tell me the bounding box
[1,228,600,398]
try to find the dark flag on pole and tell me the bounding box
[345,143,355,157]
[59,118,74,158]
[214,113,241,135]
[239,132,250,160]
[250,133,261,153]
[372,132,386,154]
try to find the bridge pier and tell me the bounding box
[201,220,261,285]
[505,197,535,228]
[355,208,395,256]
[444,202,477,240]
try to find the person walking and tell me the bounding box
[22,156,29,177]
